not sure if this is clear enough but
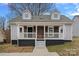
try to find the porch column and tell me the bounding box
[71,25,72,40]
[63,24,65,39]
[17,24,19,46]
[44,25,45,40]
[36,25,37,40]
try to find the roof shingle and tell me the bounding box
[9,15,73,22]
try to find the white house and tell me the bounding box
[9,9,73,46]
[73,15,79,37]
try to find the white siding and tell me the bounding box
[73,22,79,37]
[64,24,72,40]
[73,16,79,37]
[11,25,18,40]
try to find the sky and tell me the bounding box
[0,3,79,20]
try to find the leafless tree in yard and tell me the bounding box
[8,3,54,17]
[0,16,6,30]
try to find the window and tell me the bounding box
[60,26,63,33]
[28,27,33,38]
[54,14,58,18]
[48,27,54,38]
[25,13,28,17]
[49,27,54,33]
[54,26,59,32]
[28,27,32,32]
[61,29,63,33]
[45,26,48,32]
[33,26,36,32]
[23,13,29,19]
[48,26,59,38]
[20,27,22,32]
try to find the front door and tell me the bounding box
[37,26,44,40]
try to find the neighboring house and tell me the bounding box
[0,29,6,43]
[9,9,73,46]
[73,15,79,37]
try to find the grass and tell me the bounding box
[0,37,79,55]
[0,44,34,53]
[47,37,79,56]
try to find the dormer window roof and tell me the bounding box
[51,4,61,20]
[51,8,60,20]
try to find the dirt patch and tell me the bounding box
[0,44,34,53]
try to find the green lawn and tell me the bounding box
[47,37,79,56]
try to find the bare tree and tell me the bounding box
[8,3,54,16]
[0,16,6,30]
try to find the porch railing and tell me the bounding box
[19,32,36,38]
[45,32,63,39]
[19,32,63,39]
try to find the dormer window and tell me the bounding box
[22,9,32,19]
[23,13,29,19]
[25,13,28,17]
[54,13,58,18]
[51,12,60,20]
[51,9,60,20]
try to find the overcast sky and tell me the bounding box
[0,3,79,20]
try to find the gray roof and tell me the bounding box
[9,15,73,22]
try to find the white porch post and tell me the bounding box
[44,25,45,40]
[35,25,37,46]
[71,25,72,40]
[63,24,65,39]
[17,24,19,46]
[36,25,37,40]
[44,25,46,46]
[59,26,61,38]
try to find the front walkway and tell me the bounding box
[32,46,59,56]
[0,46,59,56]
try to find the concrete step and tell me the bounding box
[35,41,45,47]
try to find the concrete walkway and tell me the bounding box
[0,47,59,56]
[32,47,59,56]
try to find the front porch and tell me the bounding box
[16,25,64,46]
[18,25,64,40]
